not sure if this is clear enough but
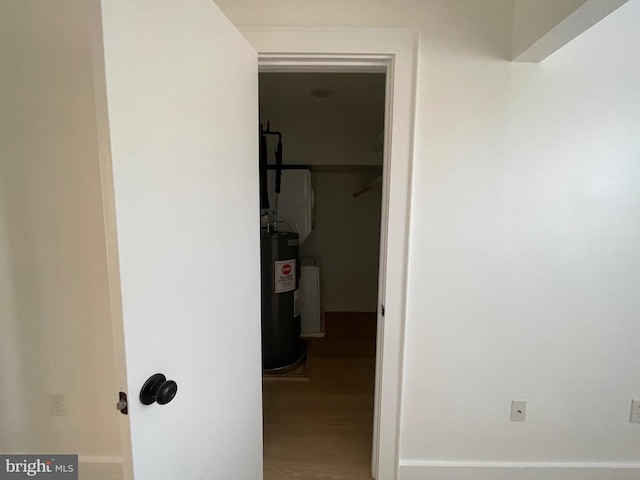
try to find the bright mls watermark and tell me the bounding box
[1,455,77,479]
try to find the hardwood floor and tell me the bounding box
[263,312,377,480]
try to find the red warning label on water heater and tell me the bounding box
[275,259,296,293]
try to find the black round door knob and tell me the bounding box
[140,373,178,406]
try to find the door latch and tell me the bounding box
[117,391,128,415]
[381,304,385,316]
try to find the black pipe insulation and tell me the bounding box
[275,140,283,194]
[262,124,284,195]
[259,124,270,210]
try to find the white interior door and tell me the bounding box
[97,1,262,478]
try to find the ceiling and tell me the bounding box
[259,72,386,167]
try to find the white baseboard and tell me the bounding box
[79,456,123,480]
[399,461,640,480]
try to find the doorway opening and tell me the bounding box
[245,28,417,480]
[259,71,385,479]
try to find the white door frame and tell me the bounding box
[239,27,417,480]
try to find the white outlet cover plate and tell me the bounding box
[511,400,526,422]
[48,394,66,416]
[630,399,640,423]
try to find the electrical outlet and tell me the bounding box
[630,399,640,423]
[49,394,66,416]
[511,400,526,422]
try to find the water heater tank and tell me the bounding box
[260,231,302,371]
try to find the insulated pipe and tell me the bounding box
[261,123,284,232]
[259,124,270,210]
[273,139,283,230]
[275,139,283,194]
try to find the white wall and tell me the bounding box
[0,0,121,475]
[260,73,385,312]
[217,0,640,477]
[401,0,640,475]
